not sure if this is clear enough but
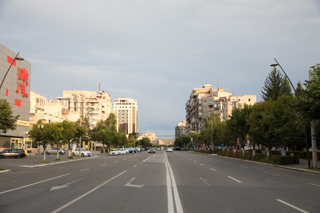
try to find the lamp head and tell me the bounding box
[270,63,278,67]
[15,56,24,61]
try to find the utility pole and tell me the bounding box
[310,70,317,169]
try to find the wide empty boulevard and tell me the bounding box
[0,151,319,213]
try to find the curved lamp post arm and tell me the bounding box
[271,58,300,101]
[0,52,24,90]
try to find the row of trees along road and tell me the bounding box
[176,64,320,168]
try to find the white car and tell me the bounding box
[72,148,92,157]
[167,147,173,152]
[111,149,120,155]
[119,148,127,155]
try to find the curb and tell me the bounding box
[19,155,100,168]
[0,169,11,173]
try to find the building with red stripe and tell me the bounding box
[0,43,31,150]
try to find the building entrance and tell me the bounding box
[10,138,23,149]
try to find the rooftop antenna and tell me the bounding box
[99,83,101,92]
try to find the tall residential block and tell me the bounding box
[113,98,138,135]
[56,90,113,128]
[185,84,256,134]
[175,121,187,139]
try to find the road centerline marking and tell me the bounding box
[276,199,309,213]
[228,176,242,183]
[51,171,127,213]
[309,183,320,187]
[264,172,279,176]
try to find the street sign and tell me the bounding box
[221,143,224,147]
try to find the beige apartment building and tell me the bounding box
[29,91,68,125]
[175,120,187,139]
[185,84,256,134]
[114,98,138,135]
[138,131,157,145]
[56,90,113,129]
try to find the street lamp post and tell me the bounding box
[271,58,311,168]
[0,52,24,90]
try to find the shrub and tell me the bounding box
[272,155,294,165]
[68,155,74,159]
[56,158,60,161]
[248,149,262,154]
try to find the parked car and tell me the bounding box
[111,149,120,155]
[129,148,136,153]
[167,147,173,152]
[148,148,156,153]
[72,148,92,157]
[135,147,141,152]
[119,148,127,155]
[47,148,65,155]
[0,149,26,158]
[140,148,145,151]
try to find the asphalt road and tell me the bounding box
[0,151,319,213]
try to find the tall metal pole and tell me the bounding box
[272,58,311,168]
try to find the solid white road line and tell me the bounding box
[165,152,183,213]
[309,183,320,187]
[80,168,89,171]
[276,199,309,213]
[264,172,279,176]
[210,168,216,171]
[228,176,242,183]
[165,163,174,213]
[0,173,70,195]
[52,171,127,213]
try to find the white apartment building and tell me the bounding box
[175,120,187,139]
[185,85,256,134]
[138,131,157,145]
[57,90,113,128]
[113,98,138,135]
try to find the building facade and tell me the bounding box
[113,98,138,135]
[56,90,113,128]
[175,120,187,139]
[0,44,31,150]
[185,84,256,134]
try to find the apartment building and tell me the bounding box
[139,131,157,145]
[57,90,113,128]
[185,85,256,134]
[30,91,68,125]
[113,98,138,135]
[175,120,187,139]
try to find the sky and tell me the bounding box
[1,0,319,138]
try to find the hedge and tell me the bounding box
[217,151,294,165]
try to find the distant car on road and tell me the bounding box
[157,147,161,151]
[167,147,173,152]
[0,149,26,158]
[148,148,156,153]
[72,148,92,157]
[47,148,65,155]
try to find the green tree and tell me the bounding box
[29,120,51,161]
[0,99,19,133]
[61,120,76,155]
[261,67,283,101]
[279,77,292,97]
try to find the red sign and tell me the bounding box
[16,67,29,98]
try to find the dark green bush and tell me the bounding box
[248,149,262,154]
[272,155,294,165]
